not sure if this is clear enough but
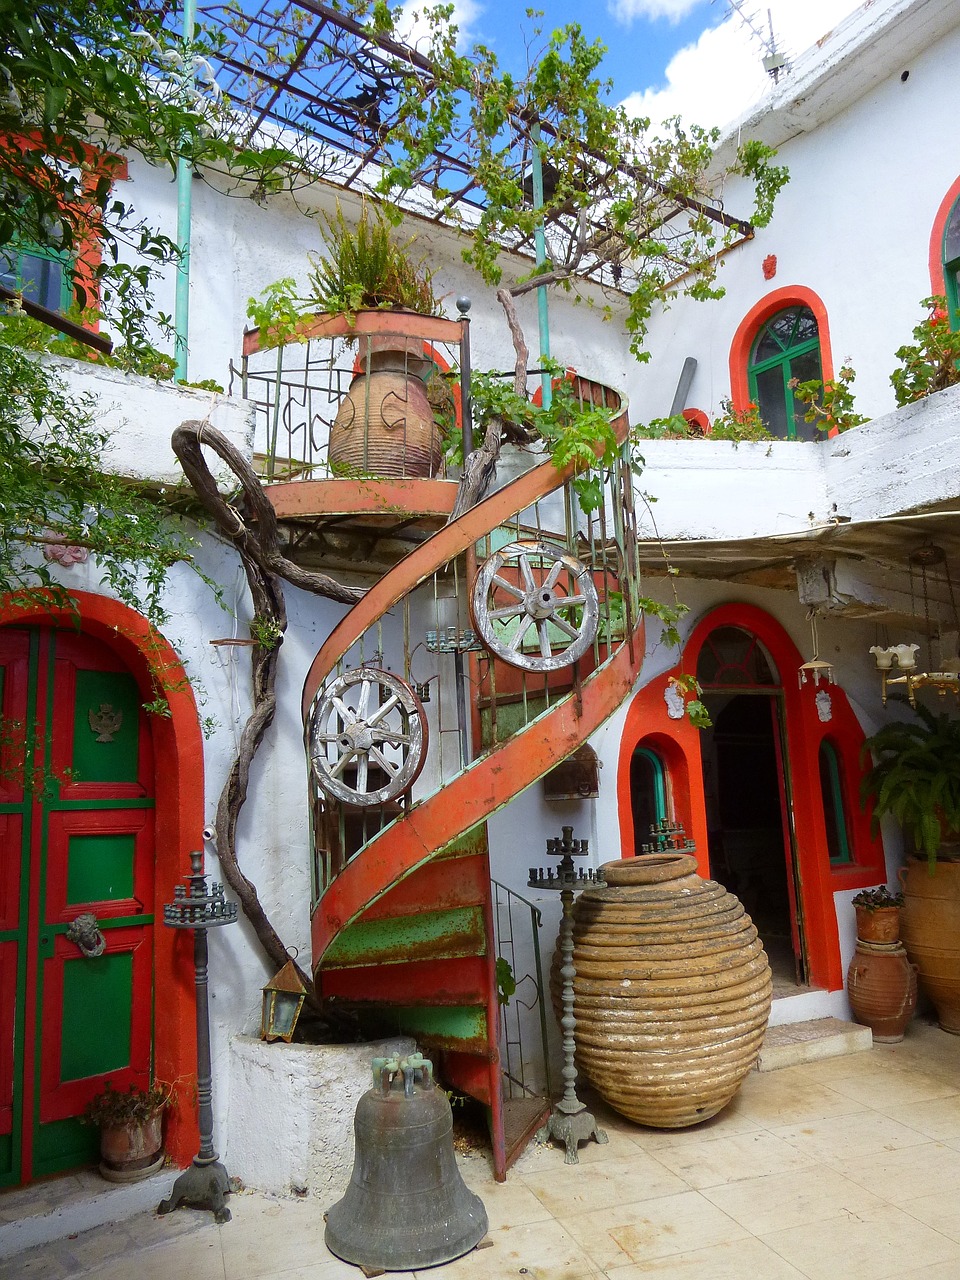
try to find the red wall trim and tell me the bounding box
[728,285,835,414]
[0,591,202,1165]
[617,602,885,993]
[929,174,960,297]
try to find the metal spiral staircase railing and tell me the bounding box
[298,375,644,1178]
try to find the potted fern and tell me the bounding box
[83,1080,173,1182]
[309,202,448,479]
[861,706,960,1033]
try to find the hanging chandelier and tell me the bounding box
[869,544,960,707]
[798,609,836,689]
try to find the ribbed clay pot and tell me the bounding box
[567,853,772,1128]
[847,940,917,1042]
[329,339,441,479]
[900,856,960,1034]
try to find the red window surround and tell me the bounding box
[617,602,885,993]
[929,174,960,296]
[2,134,128,328]
[728,285,835,416]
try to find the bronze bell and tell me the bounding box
[325,1052,488,1271]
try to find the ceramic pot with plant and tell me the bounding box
[847,887,916,1042]
[310,202,447,479]
[851,885,904,944]
[82,1081,172,1182]
[862,706,960,1032]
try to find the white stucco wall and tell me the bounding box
[633,12,960,428]
[48,355,255,486]
[225,1036,414,1202]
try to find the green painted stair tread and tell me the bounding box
[393,1004,488,1055]
[322,904,486,968]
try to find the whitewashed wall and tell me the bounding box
[633,16,960,426]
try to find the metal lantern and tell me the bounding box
[542,745,601,800]
[261,959,308,1043]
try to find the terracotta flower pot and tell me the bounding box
[565,853,772,1128]
[99,1112,164,1183]
[847,941,917,1042]
[900,856,960,1034]
[854,905,901,944]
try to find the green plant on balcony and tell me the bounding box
[891,296,960,407]
[709,398,772,442]
[307,202,442,322]
[790,360,869,435]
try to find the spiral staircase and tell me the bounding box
[249,315,645,1177]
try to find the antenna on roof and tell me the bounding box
[721,1,790,82]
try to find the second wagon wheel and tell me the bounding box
[309,668,427,807]
[471,541,599,672]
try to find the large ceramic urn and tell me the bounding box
[569,852,772,1128]
[329,332,442,479]
[900,856,960,1034]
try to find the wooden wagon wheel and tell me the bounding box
[471,541,599,672]
[309,668,427,807]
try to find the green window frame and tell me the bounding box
[631,744,668,853]
[818,739,852,865]
[944,194,960,329]
[0,240,72,313]
[748,305,823,440]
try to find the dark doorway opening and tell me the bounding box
[700,691,807,992]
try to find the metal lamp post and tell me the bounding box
[528,826,607,1164]
[158,831,238,1223]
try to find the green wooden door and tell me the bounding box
[0,627,155,1186]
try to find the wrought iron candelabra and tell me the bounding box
[158,830,238,1224]
[528,826,607,1164]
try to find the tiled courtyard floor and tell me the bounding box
[3,1017,960,1280]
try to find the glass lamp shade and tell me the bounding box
[260,960,308,1043]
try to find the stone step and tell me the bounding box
[757,1017,873,1072]
[0,1166,176,1257]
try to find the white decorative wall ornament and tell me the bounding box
[664,681,685,720]
[815,689,833,722]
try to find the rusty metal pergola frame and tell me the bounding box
[199,0,754,274]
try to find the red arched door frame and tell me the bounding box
[0,591,202,1165]
[618,602,885,992]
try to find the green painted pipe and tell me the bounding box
[530,120,552,410]
[174,0,197,382]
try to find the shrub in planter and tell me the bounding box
[82,1081,173,1183]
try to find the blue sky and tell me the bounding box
[418,0,863,131]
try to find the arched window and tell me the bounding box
[630,745,667,852]
[818,739,852,865]
[748,305,823,440]
[696,626,778,689]
[943,193,960,328]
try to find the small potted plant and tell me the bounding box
[82,1080,173,1182]
[851,885,904,944]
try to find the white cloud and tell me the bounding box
[395,0,482,52]
[620,0,861,131]
[608,0,705,25]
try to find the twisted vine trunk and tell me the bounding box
[172,420,363,1030]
